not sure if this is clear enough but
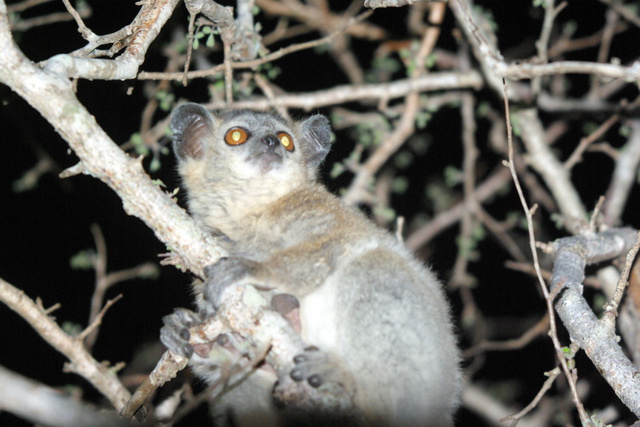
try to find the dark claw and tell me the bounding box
[292,346,319,364]
[203,263,219,278]
[289,346,332,389]
[290,368,305,382]
[160,307,202,358]
[308,374,323,388]
[216,333,229,346]
[181,343,195,358]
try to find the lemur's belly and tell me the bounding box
[298,276,340,353]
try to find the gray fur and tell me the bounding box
[162,103,462,426]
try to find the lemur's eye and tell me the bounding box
[224,128,249,145]
[278,132,294,152]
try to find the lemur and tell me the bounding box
[161,104,462,426]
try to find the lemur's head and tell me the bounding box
[169,104,332,219]
[171,104,331,182]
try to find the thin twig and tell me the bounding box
[474,205,528,263]
[7,0,54,13]
[564,113,620,171]
[449,89,478,287]
[342,3,446,205]
[532,0,567,96]
[77,295,124,343]
[501,79,589,423]
[604,231,640,318]
[588,8,619,98]
[0,277,131,410]
[603,119,640,226]
[449,36,479,288]
[598,0,640,28]
[590,195,606,232]
[222,32,233,103]
[465,315,550,357]
[405,167,511,250]
[61,0,90,37]
[183,12,198,87]
[502,367,561,424]
[138,10,373,81]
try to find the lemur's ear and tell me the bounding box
[170,103,215,161]
[298,114,332,169]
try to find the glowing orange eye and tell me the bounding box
[224,128,248,145]
[278,132,294,152]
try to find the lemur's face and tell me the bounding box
[216,110,298,176]
[170,105,332,188]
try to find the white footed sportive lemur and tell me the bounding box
[160,103,462,426]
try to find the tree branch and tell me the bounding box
[0,277,130,411]
[450,0,640,99]
[0,364,125,427]
[515,108,588,231]
[43,0,180,80]
[201,71,483,111]
[0,3,221,279]
[0,0,223,411]
[603,119,640,226]
[0,1,350,419]
[551,228,640,417]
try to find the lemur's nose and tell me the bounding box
[263,134,279,147]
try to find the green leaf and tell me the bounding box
[149,157,161,172]
[394,150,414,169]
[62,321,83,337]
[330,162,345,179]
[373,205,396,222]
[206,33,215,48]
[392,176,409,194]
[129,133,149,156]
[444,166,463,188]
[69,250,95,270]
[561,346,575,359]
